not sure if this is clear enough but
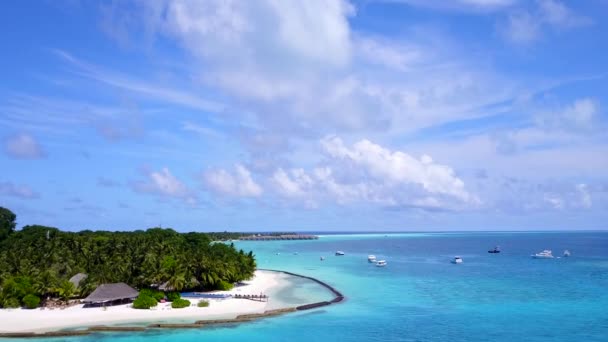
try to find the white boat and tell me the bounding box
[563,250,571,257]
[451,256,463,264]
[368,255,377,263]
[335,251,345,256]
[376,260,387,267]
[320,256,325,261]
[532,250,554,259]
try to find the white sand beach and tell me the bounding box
[0,270,289,333]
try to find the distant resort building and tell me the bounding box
[240,234,318,241]
[82,283,139,307]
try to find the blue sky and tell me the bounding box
[1,0,607,231]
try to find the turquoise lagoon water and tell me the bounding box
[10,232,608,342]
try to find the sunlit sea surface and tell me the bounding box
[11,231,608,342]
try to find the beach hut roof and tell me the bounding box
[158,281,173,291]
[82,283,139,303]
[69,273,87,288]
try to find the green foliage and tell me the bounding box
[0,208,257,301]
[139,289,165,302]
[197,300,209,307]
[2,297,20,308]
[0,207,17,242]
[216,280,234,291]
[1,276,34,301]
[57,280,75,302]
[22,294,40,309]
[166,292,180,302]
[132,295,158,309]
[170,298,190,309]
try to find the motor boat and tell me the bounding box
[335,251,345,256]
[532,250,554,259]
[376,260,387,267]
[488,246,501,254]
[563,250,571,257]
[368,255,377,263]
[451,256,463,264]
[320,256,325,261]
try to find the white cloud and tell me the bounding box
[270,137,477,210]
[537,0,591,28]
[356,37,422,71]
[4,133,46,159]
[0,181,40,199]
[158,0,354,67]
[204,164,263,197]
[558,98,598,129]
[501,0,591,44]
[543,193,564,209]
[131,167,194,202]
[182,121,223,138]
[105,0,521,140]
[272,168,313,197]
[539,183,593,211]
[54,50,224,113]
[535,98,599,132]
[380,0,517,12]
[321,136,473,202]
[502,11,541,44]
[93,0,476,149]
[576,183,592,208]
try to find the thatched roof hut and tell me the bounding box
[158,281,173,292]
[69,273,87,289]
[82,283,138,304]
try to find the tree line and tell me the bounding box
[0,207,256,309]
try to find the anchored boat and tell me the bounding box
[532,250,554,259]
[451,256,463,264]
[488,246,501,254]
[375,260,387,267]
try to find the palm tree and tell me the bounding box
[56,280,75,302]
[167,273,186,292]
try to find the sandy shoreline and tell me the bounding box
[0,270,288,333]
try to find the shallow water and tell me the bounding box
[7,231,608,342]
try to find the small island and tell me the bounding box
[0,207,342,336]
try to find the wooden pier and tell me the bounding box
[233,294,268,302]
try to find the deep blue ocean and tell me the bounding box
[14,232,608,342]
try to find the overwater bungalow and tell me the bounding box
[240,234,319,241]
[82,283,139,307]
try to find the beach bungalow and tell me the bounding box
[82,283,139,307]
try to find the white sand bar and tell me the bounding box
[0,270,288,333]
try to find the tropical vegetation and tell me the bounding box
[0,207,256,308]
[132,293,158,310]
[170,298,191,309]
